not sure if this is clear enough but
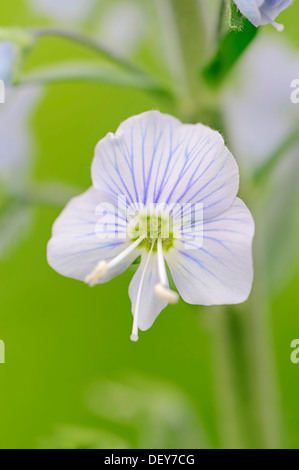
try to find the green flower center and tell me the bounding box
[128,213,174,251]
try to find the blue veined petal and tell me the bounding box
[165,198,255,305]
[233,0,263,26]
[47,187,135,283]
[259,0,293,30]
[234,0,293,29]
[92,111,181,207]
[129,253,168,331]
[99,2,147,56]
[92,110,239,220]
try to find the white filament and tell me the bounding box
[155,238,179,304]
[130,242,154,342]
[85,236,144,287]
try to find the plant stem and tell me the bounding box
[208,306,248,448]
[170,0,207,98]
[154,0,189,100]
[217,0,226,42]
[254,127,299,185]
[33,28,146,77]
[241,215,283,448]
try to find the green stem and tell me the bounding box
[216,0,226,42]
[154,0,189,99]
[208,306,248,448]
[253,127,299,185]
[18,62,172,99]
[13,183,81,208]
[156,0,208,118]
[32,28,146,77]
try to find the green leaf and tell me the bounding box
[202,19,258,87]
[227,0,244,31]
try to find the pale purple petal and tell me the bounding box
[234,0,292,29]
[165,198,254,305]
[233,0,263,27]
[92,110,239,220]
[47,187,135,283]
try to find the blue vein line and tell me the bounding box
[145,127,163,204]
[165,140,215,205]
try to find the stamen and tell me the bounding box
[262,12,284,32]
[85,261,108,287]
[85,236,144,287]
[155,283,179,303]
[130,242,155,342]
[272,21,284,32]
[155,238,179,304]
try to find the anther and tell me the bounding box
[85,261,108,286]
[155,283,179,304]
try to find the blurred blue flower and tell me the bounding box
[0,85,41,259]
[223,36,299,290]
[0,41,16,84]
[27,0,95,23]
[98,1,147,56]
[233,0,293,31]
[47,111,254,341]
[0,87,41,188]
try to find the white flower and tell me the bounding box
[233,0,293,31]
[0,87,41,188]
[47,111,254,341]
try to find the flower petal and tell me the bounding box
[92,110,239,219]
[260,0,293,26]
[129,252,168,331]
[165,198,254,305]
[47,187,135,283]
[233,0,263,27]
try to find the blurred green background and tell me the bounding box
[0,0,299,449]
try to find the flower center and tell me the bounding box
[128,213,175,252]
